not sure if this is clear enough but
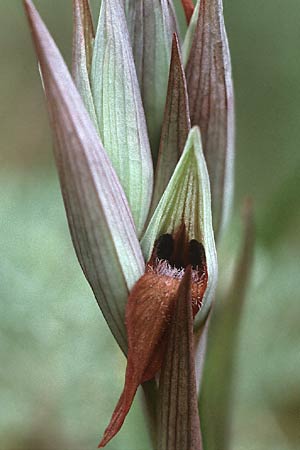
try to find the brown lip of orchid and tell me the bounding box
[99,226,208,448]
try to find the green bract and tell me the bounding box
[91,0,153,236]
[142,127,218,324]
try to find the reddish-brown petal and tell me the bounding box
[98,272,179,447]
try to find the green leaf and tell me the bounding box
[158,267,203,450]
[200,199,255,450]
[125,0,179,163]
[141,126,218,325]
[151,34,190,213]
[24,0,145,353]
[91,0,153,237]
[185,0,235,238]
[72,0,98,127]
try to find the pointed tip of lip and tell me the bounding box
[98,435,109,448]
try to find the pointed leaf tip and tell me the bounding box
[158,266,203,450]
[24,0,144,352]
[151,33,191,212]
[186,0,235,237]
[91,0,153,236]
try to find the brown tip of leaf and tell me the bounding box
[181,0,195,24]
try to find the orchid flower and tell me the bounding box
[24,0,234,448]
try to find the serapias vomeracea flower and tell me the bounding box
[24,0,234,447]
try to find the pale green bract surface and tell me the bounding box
[141,126,218,324]
[91,0,153,237]
[125,0,178,162]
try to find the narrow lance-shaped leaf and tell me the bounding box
[72,0,98,127]
[200,199,255,450]
[142,126,218,325]
[24,0,145,353]
[125,0,179,163]
[186,0,235,237]
[91,0,153,236]
[158,266,203,450]
[151,33,190,212]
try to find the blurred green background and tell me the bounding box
[0,1,299,449]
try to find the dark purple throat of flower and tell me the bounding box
[98,227,208,447]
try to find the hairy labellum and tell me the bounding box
[99,230,207,447]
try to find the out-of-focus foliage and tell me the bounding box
[0,1,299,449]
